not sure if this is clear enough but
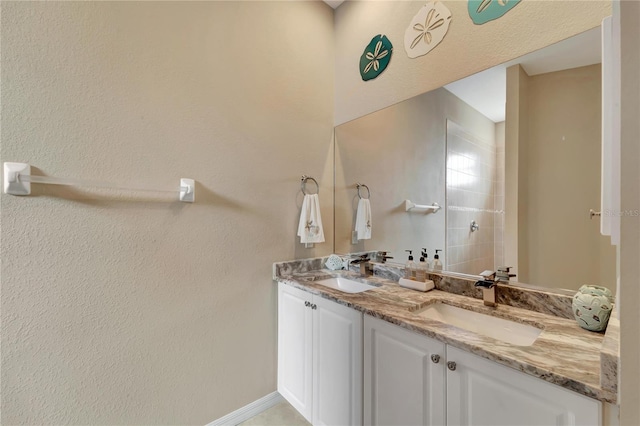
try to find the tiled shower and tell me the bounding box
[445,120,504,275]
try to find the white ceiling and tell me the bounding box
[444,27,602,123]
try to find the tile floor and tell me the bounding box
[239,401,310,426]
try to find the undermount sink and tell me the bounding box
[314,277,376,294]
[414,302,542,346]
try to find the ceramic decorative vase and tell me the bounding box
[325,254,345,271]
[572,285,613,332]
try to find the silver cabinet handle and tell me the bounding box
[431,354,440,364]
[305,301,310,307]
[311,304,317,310]
[447,361,457,371]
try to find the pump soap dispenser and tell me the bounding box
[422,248,432,271]
[433,249,443,271]
[416,250,428,282]
[404,250,416,280]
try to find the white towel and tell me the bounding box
[355,198,372,240]
[297,194,325,244]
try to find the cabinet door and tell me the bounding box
[278,283,313,422]
[364,315,446,426]
[446,346,601,426]
[313,295,363,426]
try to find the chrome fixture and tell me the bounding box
[496,266,516,282]
[431,354,441,364]
[376,251,394,263]
[349,254,374,277]
[590,209,602,219]
[447,361,457,371]
[356,183,371,199]
[475,270,498,307]
[470,220,479,232]
[301,175,319,195]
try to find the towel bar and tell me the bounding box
[405,200,441,212]
[3,162,195,203]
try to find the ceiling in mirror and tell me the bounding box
[444,27,601,123]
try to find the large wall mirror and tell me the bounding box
[334,27,616,294]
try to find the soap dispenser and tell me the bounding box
[404,250,416,280]
[422,248,432,271]
[416,250,428,282]
[433,249,443,271]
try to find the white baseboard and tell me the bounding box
[207,391,284,426]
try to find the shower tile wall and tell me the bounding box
[446,120,499,275]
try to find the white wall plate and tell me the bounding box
[3,162,31,195]
[180,178,195,203]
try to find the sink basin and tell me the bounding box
[314,277,376,294]
[415,302,542,346]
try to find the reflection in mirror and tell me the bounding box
[445,120,501,276]
[334,27,616,294]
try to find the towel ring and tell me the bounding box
[301,175,319,195]
[356,183,370,200]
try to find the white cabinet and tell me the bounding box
[447,346,601,426]
[363,315,601,426]
[364,315,446,426]
[278,283,313,421]
[278,283,362,425]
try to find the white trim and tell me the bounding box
[207,391,284,426]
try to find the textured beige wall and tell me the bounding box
[334,87,494,261]
[521,64,616,291]
[334,0,611,125]
[619,0,640,424]
[0,2,334,424]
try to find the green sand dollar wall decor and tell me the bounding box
[404,1,452,59]
[359,35,393,81]
[468,0,521,25]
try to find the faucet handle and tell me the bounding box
[479,270,496,280]
[377,251,394,263]
[496,266,516,281]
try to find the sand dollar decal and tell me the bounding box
[404,1,452,59]
[359,35,393,81]
[468,0,521,25]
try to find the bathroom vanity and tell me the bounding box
[278,283,362,425]
[274,258,618,426]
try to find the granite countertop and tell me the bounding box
[275,266,617,404]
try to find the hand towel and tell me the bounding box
[297,194,325,244]
[355,198,372,240]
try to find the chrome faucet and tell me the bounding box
[349,255,374,277]
[475,270,498,307]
